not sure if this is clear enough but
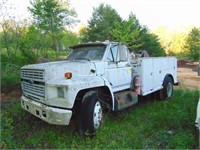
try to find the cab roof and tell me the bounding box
[70,41,118,49]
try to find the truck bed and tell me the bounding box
[131,57,178,96]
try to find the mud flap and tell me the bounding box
[114,91,138,111]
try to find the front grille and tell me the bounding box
[21,69,45,101]
[21,69,44,81]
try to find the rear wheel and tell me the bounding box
[159,77,173,100]
[79,91,103,138]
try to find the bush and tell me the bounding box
[0,48,69,93]
[184,27,200,61]
[1,63,20,93]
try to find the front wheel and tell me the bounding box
[159,77,173,100]
[79,91,103,138]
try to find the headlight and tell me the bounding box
[57,87,65,98]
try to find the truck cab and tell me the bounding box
[21,41,178,137]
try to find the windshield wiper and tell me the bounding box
[74,57,90,61]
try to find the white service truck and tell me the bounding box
[20,41,178,136]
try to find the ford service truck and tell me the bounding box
[20,41,178,137]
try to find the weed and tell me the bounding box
[0,114,16,149]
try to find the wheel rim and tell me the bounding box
[167,82,173,97]
[93,101,102,129]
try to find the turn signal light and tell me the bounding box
[64,72,72,79]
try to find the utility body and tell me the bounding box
[21,41,178,136]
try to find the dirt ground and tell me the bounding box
[177,62,200,90]
[1,61,199,101]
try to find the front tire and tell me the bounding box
[79,91,103,138]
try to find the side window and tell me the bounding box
[119,45,128,61]
[107,45,119,62]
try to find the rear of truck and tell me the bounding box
[131,57,178,96]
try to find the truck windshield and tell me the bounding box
[67,45,106,61]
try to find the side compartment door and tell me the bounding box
[153,58,162,89]
[141,58,154,95]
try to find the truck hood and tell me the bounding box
[21,61,97,81]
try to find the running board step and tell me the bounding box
[114,91,138,111]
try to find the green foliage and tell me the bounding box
[1,90,199,149]
[1,99,25,149]
[79,26,88,43]
[0,19,28,62]
[1,48,25,93]
[19,25,52,60]
[81,4,165,56]
[112,14,143,49]
[81,3,122,42]
[184,27,200,60]
[29,0,77,31]
[111,13,165,56]
[151,26,200,58]
[60,31,80,49]
[28,0,77,58]
[0,114,16,149]
[152,27,171,55]
[0,47,69,93]
[167,31,187,56]
[0,0,80,92]
[1,61,20,93]
[139,31,166,56]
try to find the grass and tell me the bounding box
[1,89,199,149]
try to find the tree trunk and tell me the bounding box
[52,33,59,60]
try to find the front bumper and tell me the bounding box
[21,95,72,125]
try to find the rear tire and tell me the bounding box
[79,91,103,138]
[159,77,173,100]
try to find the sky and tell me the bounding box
[2,0,200,31]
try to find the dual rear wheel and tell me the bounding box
[159,77,174,100]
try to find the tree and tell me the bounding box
[152,26,171,54]
[185,27,200,60]
[153,27,189,56]
[28,0,77,59]
[112,13,165,56]
[19,25,44,63]
[80,4,165,56]
[139,30,166,56]
[82,3,122,42]
[79,26,90,43]
[60,31,79,49]
[1,19,29,63]
[112,14,143,49]
[167,31,187,56]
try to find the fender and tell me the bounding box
[101,76,115,111]
[46,75,115,109]
[163,73,174,86]
[73,75,115,111]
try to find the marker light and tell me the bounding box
[64,72,72,79]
